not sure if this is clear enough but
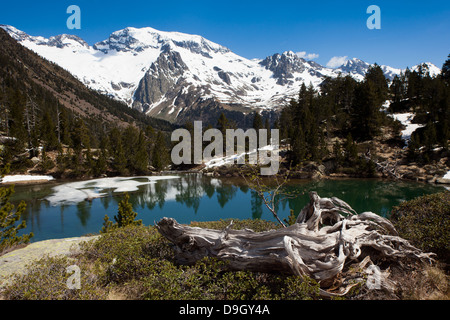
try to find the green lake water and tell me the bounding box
[9,174,448,242]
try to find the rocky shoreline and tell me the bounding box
[4,163,449,187]
[0,236,98,290]
[198,161,450,185]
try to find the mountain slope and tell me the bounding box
[0,27,173,133]
[1,25,441,126]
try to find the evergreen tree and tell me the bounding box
[364,64,389,106]
[291,123,306,163]
[101,192,142,233]
[152,131,169,171]
[100,214,114,234]
[40,111,59,151]
[333,140,344,167]
[351,81,383,140]
[442,54,450,84]
[252,111,264,150]
[389,73,408,112]
[58,106,72,146]
[114,192,142,228]
[265,117,271,143]
[145,125,155,139]
[343,133,358,164]
[122,125,139,171]
[71,117,92,173]
[93,135,109,177]
[109,127,128,175]
[252,112,263,132]
[134,130,149,173]
[217,112,229,135]
[0,163,33,253]
[8,89,27,144]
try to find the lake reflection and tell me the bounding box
[11,174,447,242]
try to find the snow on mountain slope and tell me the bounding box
[333,57,403,81]
[2,25,162,105]
[411,62,442,77]
[1,25,441,124]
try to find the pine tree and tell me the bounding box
[109,127,128,175]
[122,125,139,171]
[252,112,263,132]
[0,163,33,253]
[291,123,307,164]
[217,112,229,135]
[333,140,344,167]
[351,81,383,140]
[40,111,59,151]
[152,131,169,171]
[343,133,358,164]
[71,117,92,174]
[114,192,142,228]
[442,54,450,84]
[389,73,408,112]
[100,214,114,233]
[134,130,149,173]
[265,117,271,143]
[365,64,389,107]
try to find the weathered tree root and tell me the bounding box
[156,191,435,297]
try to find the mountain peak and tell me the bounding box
[0,25,88,49]
[93,26,230,55]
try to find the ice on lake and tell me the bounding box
[45,176,180,206]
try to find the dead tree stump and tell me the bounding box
[156,191,434,296]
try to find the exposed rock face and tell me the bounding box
[0,236,99,288]
[133,49,189,113]
[336,58,371,77]
[260,51,306,85]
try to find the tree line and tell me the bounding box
[277,55,450,172]
[0,84,171,177]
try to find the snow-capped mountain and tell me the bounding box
[1,25,441,124]
[334,58,402,81]
[333,57,440,81]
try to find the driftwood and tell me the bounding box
[156,191,434,297]
[363,150,403,180]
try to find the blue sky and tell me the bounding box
[1,0,449,69]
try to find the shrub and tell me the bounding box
[3,222,323,300]
[82,223,321,300]
[390,191,450,264]
[81,225,173,284]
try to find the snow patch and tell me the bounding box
[443,170,450,180]
[1,175,54,183]
[204,145,278,169]
[391,113,424,142]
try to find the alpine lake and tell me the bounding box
[9,174,448,242]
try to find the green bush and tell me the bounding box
[83,223,321,300]
[81,224,173,283]
[4,222,323,300]
[390,191,450,264]
[138,257,320,300]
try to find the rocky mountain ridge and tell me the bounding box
[1,25,441,125]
